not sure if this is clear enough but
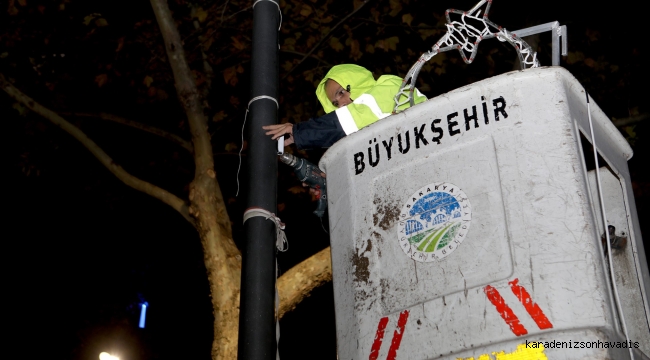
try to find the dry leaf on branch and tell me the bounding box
[95,74,108,87]
[143,75,154,87]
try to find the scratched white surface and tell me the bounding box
[587,168,650,356]
[371,136,513,315]
[320,67,650,360]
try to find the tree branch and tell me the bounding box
[277,246,332,319]
[61,112,244,158]
[223,5,252,22]
[282,0,374,79]
[0,73,195,225]
[613,113,648,127]
[151,0,215,179]
[220,0,231,24]
[61,112,194,153]
[281,49,332,67]
[353,17,438,29]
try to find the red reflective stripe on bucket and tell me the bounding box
[386,310,409,360]
[484,285,528,336]
[369,317,389,360]
[509,278,553,330]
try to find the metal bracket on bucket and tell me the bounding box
[511,21,568,66]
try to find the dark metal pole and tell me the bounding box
[238,1,279,359]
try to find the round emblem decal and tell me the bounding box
[397,182,471,262]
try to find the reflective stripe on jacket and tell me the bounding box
[294,64,427,149]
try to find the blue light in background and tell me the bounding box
[139,302,148,328]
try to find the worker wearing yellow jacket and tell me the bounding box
[264,64,427,149]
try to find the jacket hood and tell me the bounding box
[316,64,376,113]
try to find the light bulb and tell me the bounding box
[99,352,119,360]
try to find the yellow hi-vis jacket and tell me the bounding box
[293,64,427,149]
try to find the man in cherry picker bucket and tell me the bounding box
[264,64,427,149]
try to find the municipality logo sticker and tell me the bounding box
[397,182,471,262]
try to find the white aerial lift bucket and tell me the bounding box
[319,67,650,360]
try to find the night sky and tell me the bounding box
[4,0,649,359]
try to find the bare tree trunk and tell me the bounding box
[3,68,336,358]
[4,1,337,356]
[148,2,335,356]
[149,1,242,359]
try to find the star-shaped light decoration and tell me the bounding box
[394,0,540,112]
[440,0,495,64]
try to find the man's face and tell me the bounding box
[325,79,352,108]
